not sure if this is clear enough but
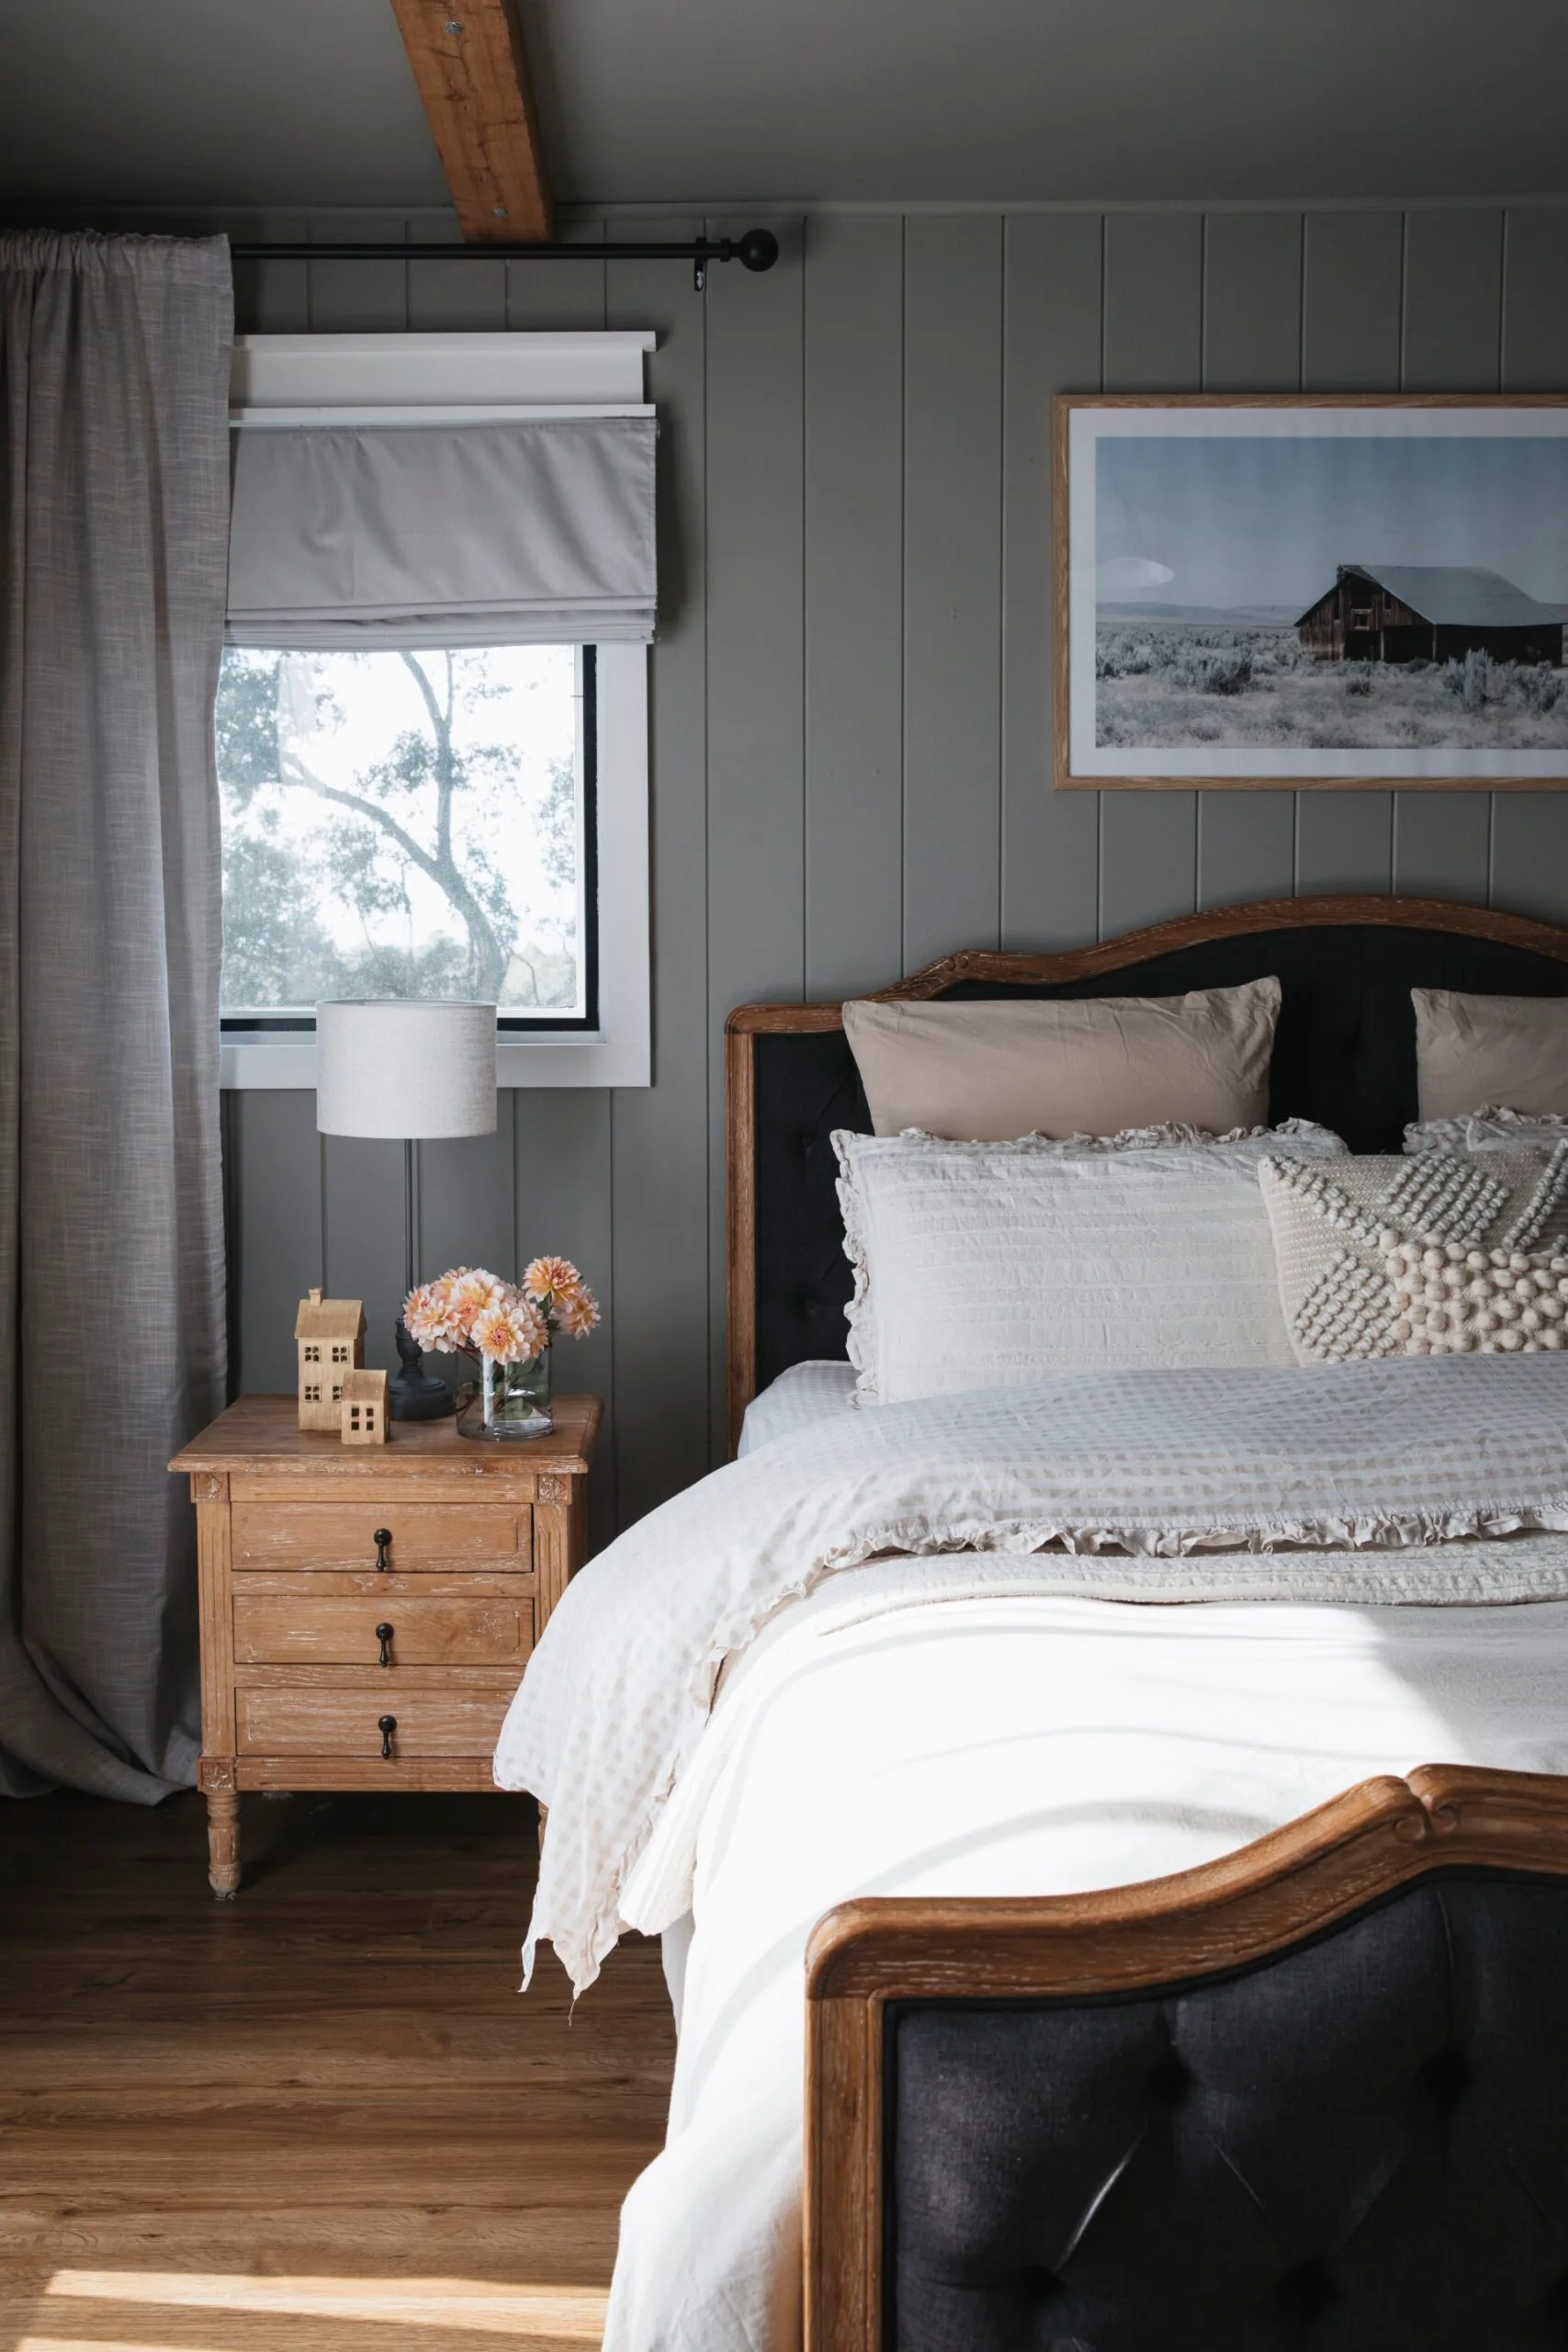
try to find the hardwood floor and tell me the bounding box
[0,1789,674,2352]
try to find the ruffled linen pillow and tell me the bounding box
[1258,1143,1568,1363]
[1405,1105,1568,1154]
[834,1120,1346,1404]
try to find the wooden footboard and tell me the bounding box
[805,1766,1568,2352]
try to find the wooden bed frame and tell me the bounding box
[719,892,1568,2346]
[725,890,1568,1450]
[803,1765,1568,2352]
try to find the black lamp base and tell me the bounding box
[389,1317,456,1421]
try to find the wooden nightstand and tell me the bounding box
[170,1394,601,1895]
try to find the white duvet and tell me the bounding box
[604,1561,1568,2352]
[496,1356,1568,1993]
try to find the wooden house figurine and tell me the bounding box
[340,1368,389,1446]
[295,1288,366,1431]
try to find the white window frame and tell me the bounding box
[220,333,655,1091]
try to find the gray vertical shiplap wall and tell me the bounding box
[217,198,1568,1534]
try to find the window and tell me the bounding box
[219,644,594,1031]
[219,332,654,1089]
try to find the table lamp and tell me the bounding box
[316,1000,498,1420]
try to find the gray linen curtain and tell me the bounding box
[0,232,231,1799]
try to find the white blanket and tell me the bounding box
[495,1357,1568,1992]
[603,1566,1568,2352]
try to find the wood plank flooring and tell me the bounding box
[0,1790,674,2352]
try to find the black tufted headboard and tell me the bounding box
[804,1765,1568,2352]
[725,893,1568,1446]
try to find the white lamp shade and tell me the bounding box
[315,1001,498,1138]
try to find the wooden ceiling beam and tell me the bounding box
[387,0,553,242]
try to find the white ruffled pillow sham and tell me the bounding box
[1405,1105,1568,1154]
[833,1121,1347,1405]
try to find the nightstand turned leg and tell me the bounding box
[205,1786,241,1898]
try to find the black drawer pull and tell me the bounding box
[373,1528,392,1571]
[378,1713,396,1760]
[376,1621,394,1668]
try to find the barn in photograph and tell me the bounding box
[1296,561,1564,664]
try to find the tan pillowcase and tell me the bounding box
[1413,989,1568,1122]
[841,978,1280,1140]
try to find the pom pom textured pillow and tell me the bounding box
[834,1122,1345,1404]
[841,978,1280,1140]
[1258,1143,1568,1363]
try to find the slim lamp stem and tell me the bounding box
[404,1136,416,1303]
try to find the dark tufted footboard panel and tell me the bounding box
[887,1870,1568,2352]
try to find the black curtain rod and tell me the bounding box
[228,227,780,292]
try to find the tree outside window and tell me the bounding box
[216,643,583,1014]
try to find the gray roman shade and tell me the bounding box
[226,415,656,647]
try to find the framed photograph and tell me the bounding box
[1055,395,1568,791]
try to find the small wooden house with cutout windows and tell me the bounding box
[295,1288,366,1430]
[340,1367,388,1445]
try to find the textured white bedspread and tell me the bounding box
[603,1566,1568,2352]
[495,1357,1568,1993]
[736,1361,857,1455]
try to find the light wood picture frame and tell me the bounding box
[1054,393,1568,792]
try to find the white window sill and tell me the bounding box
[221,1031,649,1090]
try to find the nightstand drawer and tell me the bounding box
[236,1682,513,1758]
[231,1501,529,1572]
[233,1589,534,1668]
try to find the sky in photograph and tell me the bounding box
[1095,433,1568,612]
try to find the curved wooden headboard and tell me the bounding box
[724,893,1568,1450]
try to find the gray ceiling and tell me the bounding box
[5,0,1567,213]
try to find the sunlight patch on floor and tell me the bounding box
[35,2276,609,2340]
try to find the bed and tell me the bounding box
[497,892,1568,2352]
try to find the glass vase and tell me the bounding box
[456,1348,554,1442]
